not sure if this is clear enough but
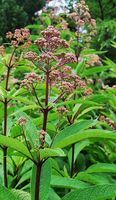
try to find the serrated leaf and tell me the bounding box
[62,184,116,200]
[0,184,31,200]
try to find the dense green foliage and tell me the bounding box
[0,1,116,200]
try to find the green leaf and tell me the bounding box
[30,164,36,200]
[2,117,13,136]
[16,112,38,147]
[48,189,61,200]
[0,135,32,159]
[12,189,31,200]
[51,175,89,189]
[52,120,97,148]
[30,158,52,200]
[0,86,6,100]
[68,140,90,166]
[40,159,51,200]
[40,148,65,160]
[44,16,51,25]
[0,184,31,200]
[77,172,113,185]
[86,163,116,173]
[62,184,116,200]
[53,129,116,148]
[76,60,85,76]
[82,66,110,77]
[11,105,39,116]
[77,106,102,119]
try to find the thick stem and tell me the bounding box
[35,162,42,200]
[35,71,50,200]
[42,71,49,132]
[45,71,49,108]
[3,67,10,187]
[3,48,15,187]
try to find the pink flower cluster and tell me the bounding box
[23,26,76,71]
[41,26,60,39]
[57,53,77,66]
[50,66,86,94]
[17,117,27,126]
[21,72,40,88]
[35,26,69,51]
[69,0,96,45]
[6,28,31,48]
[23,51,38,61]
[99,116,116,130]
[85,54,102,68]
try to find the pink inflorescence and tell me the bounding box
[58,53,77,66]
[17,117,27,126]
[23,51,38,61]
[21,72,40,88]
[6,28,31,47]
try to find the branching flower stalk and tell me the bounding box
[22,26,79,200]
[1,28,31,187]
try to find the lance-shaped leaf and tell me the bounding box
[52,129,116,148]
[0,135,32,159]
[62,184,116,200]
[40,148,65,160]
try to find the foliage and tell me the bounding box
[0,1,116,200]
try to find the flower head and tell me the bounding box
[23,51,38,61]
[6,28,31,48]
[21,72,40,88]
[17,117,27,126]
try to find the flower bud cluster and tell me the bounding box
[57,106,68,114]
[57,53,77,66]
[35,26,69,51]
[99,116,116,130]
[83,88,93,96]
[50,66,86,94]
[17,117,27,126]
[85,54,102,68]
[23,51,38,61]
[21,72,40,88]
[39,51,57,64]
[39,130,46,148]
[69,0,96,46]
[23,26,76,71]
[6,28,31,48]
